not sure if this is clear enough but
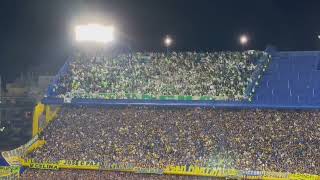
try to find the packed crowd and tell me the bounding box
[21,169,219,180]
[53,51,268,100]
[28,107,320,175]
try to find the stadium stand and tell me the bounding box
[3,50,320,179]
[43,50,320,109]
[25,107,320,176]
[46,51,270,103]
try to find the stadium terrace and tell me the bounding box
[3,49,320,179]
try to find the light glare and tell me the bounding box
[164,36,172,47]
[75,24,114,44]
[240,35,248,45]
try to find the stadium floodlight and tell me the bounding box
[75,24,114,44]
[164,35,173,54]
[240,35,248,45]
[164,36,173,47]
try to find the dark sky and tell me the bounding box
[1,0,320,83]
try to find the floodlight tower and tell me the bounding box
[164,35,173,55]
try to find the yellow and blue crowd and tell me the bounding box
[21,107,320,179]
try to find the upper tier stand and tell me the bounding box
[43,50,320,109]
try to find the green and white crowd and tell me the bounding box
[54,51,267,100]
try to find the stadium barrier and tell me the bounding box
[18,159,320,180]
[72,93,230,101]
[32,103,45,137]
[32,103,60,137]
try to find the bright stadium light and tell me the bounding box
[164,35,173,54]
[75,24,114,44]
[240,35,248,45]
[164,36,173,47]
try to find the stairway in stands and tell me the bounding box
[254,51,320,105]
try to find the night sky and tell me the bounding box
[1,0,320,83]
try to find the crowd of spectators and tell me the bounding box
[28,107,320,176]
[54,51,268,100]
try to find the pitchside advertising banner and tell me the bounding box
[29,163,59,170]
[19,159,320,179]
